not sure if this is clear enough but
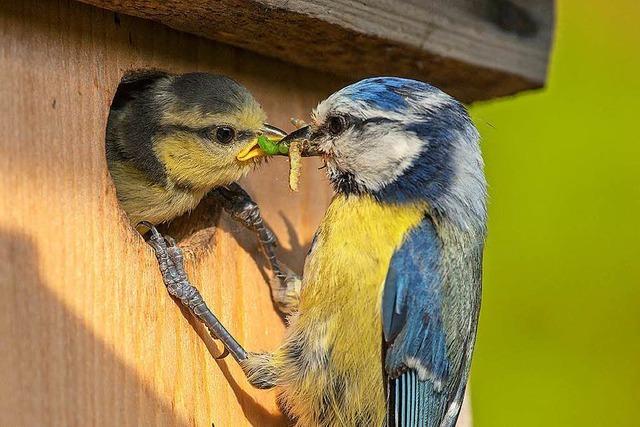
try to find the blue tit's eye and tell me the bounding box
[327,115,347,136]
[215,126,235,144]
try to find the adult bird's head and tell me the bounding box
[282,77,487,229]
[107,70,284,191]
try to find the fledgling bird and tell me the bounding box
[147,77,487,427]
[106,69,285,226]
[108,70,301,310]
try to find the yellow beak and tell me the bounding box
[236,123,287,162]
[236,137,265,162]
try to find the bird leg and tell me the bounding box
[209,182,301,315]
[144,223,279,389]
[144,223,247,362]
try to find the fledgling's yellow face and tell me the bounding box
[106,71,289,225]
[153,92,278,191]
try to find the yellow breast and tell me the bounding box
[109,161,207,225]
[302,193,426,307]
[280,194,426,426]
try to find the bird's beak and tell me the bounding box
[277,126,320,157]
[236,123,287,162]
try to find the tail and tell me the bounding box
[387,370,453,427]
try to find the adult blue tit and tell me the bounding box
[147,77,487,427]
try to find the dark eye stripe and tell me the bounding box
[236,130,254,140]
[161,124,254,141]
[360,116,396,126]
[163,124,201,133]
[310,115,398,140]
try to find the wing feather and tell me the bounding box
[382,216,452,427]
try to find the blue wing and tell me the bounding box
[382,216,456,427]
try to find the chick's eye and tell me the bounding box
[327,115,347,136]
[215,126,235,144]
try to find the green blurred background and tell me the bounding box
[470,1,640,426]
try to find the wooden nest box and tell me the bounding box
[0,0,553,425]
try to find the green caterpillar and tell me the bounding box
[258,135,289,156]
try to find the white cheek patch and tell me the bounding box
[340,130,423,192]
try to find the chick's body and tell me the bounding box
[106,70,269,225]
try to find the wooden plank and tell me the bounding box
[0,0,474,425]
[0,0,336,425]
[74,0,554,102]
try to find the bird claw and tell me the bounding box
[210,183,263,230]
[208,183,300,314]
[214,346,230,360]
[138,221,246,361]
[138,222,188,297]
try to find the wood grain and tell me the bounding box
[75,0,555,103]
[0,0,335,425]
[0,0,473,425]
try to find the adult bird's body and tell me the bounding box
[254,78,487,426]
[147,77,487,426]
[276,195,428,426]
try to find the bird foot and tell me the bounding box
[208,183,301,314]
[142,222,191,300]
[269,267,301,315]
[140,221,247,361]
[210,182,266,232]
